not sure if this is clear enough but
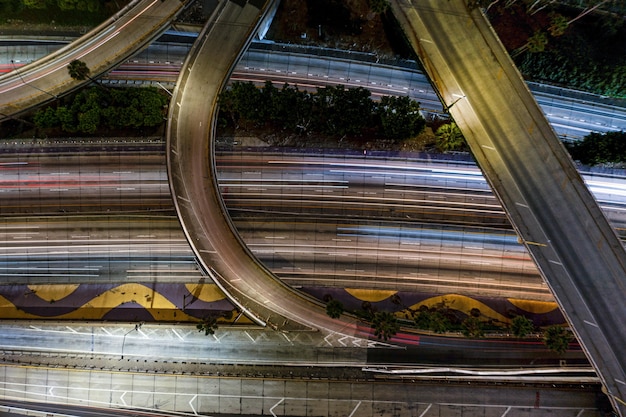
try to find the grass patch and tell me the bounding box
[1,1,126,28]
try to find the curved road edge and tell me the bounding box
[0,0,185,120]
[166,0,371,340]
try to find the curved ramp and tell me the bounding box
[0,0,184,120]
[389,0,626,414]
[166,0,365,339]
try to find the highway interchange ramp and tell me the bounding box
[166,0,378,344]
[0,0,184,121]
[166,1,626,413]
[389,0,626,414]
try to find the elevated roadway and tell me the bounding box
[389,0,626,414]
[167,0,370,335]
[0,0,185,121]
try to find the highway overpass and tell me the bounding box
[168,0,626,414]
[0,0,185,121]
[0,2,620,412]
[390,0,626,414]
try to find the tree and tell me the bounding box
[376,95,425,140]
[229,81,264,128]
[23,0,46,8]
[314,85,373,137]
[566,131,626,165]
[371,311,399,341]
[271,83,313,133]
[414,308,451,334]
[543,325,571,354]
[0,0,23,14]
[77,107,100,134]
[527,30,549,53]
[34,107,59,129]
[511,315,535,338]
[548,13,569,37]
[429,311,452,333]
[58,0,100,11]
[67,59,110,92]
[197,315,219,336]
[135,87,168,127]
[369,0,390,14]
[435,122,466,152]
[326,299,345,319]
[462,316,485,338]
[55,106,76,132]
[67,59,91,81]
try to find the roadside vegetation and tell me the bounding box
[566,131,626,166]
[324,295,573,353]
[271,0,626,99]
[480,0,626,98]
[0,0,125,27]
[32,86,168,135]
[218,81,427,144]
[197,311,234,336]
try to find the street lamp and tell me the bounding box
[120,322,143,359]
[10,60,58,99]
[444,94,466,113]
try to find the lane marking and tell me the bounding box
[418,404,432,417]
[189,394,198,415]
[269,398,284,417]
[348,401,361,417]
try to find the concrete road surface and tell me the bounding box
[0,0,184,120]
[389,0,626,414]
[0,365,605,417]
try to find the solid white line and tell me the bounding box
[348,401,362,417]
[244,331,256,343]
[270,398,284,417]
[418,403,432,417]
[171,329,184,342]
[189,394,198,415]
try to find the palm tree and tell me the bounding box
[511,315,535,338]
[371,311,399,341]
[543,325,571,354]
[435,122,466,153]
[67,59,91,81]
[67,59,108,91]
[548,13,569,37]
[197,315,219,336]
[326,299,345,319]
